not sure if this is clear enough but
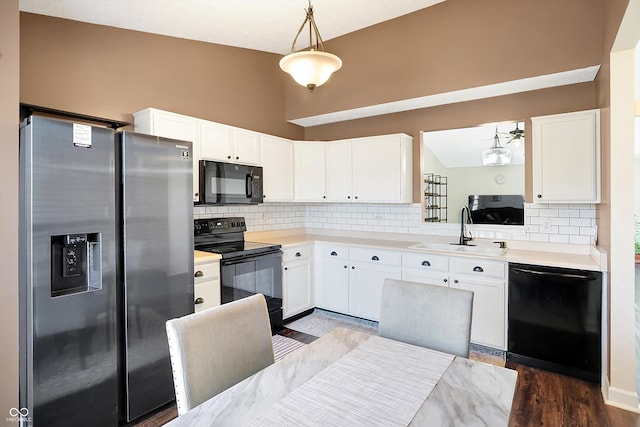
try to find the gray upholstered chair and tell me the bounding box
[378,278,474,358]
[165,293,275,416]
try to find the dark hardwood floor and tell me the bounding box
[508,362,640,427]
[133,330,640,427]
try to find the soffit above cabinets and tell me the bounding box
[18,0,444,55]
[289,66,601,127]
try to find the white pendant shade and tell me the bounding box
[481,146,512,166]
[280,50,342,91]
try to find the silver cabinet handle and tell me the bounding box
[195,297,204,304]
[194,270,204,278]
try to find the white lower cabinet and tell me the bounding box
[313,243,507,349]
[401,252,450,287]
[348,248,401,321]
[315,245,401,322]
[282,245,314,319]
[450,257,506,349]
[315,245,350,313]
[194,257,220,313]
[401,253,507,350]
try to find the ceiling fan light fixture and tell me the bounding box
[481,129,513,166]
[481,147,512,166]
[279,2,342,91]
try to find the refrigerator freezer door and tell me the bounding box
[19,116,118,426]
[119,131,194,421]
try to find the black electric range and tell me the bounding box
[194,217,283,330]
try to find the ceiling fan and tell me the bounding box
[504,122,524,144]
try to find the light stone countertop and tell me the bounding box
[165,328,517,427]
[245,229,605,272]
[194,250,221,263]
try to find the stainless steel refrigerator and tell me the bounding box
[19,115,194,426]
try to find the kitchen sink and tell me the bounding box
[408,242,506,256]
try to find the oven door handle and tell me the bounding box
[220,249,282,264]
[245,174,253,198]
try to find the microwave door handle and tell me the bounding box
[246,174,253,198]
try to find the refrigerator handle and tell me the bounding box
[245,174,253,198]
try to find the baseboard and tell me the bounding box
[602,376,640,413]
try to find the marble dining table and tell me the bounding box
[165,327,518,426]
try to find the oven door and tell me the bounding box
[220,250,283,329]
[199,160,263,205]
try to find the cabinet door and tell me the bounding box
[283,260,313,319]
[316,257,349,313]
[349,263,401,321]
[351,136,403,202]
[261,135,294,201]
[326,140,353,201]
[200,121,233,162]
[194,280,220,312]
[294,142,326,201]
[135,109,200,202]
[452,278,505,349]
[233,129,261,165]
[401,269,449,287]
[532,109,600,203]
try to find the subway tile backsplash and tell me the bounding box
[194,202,598,245]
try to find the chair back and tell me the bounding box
[378,278,474,358]
[166,293,274,415]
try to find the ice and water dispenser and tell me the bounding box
[51,233,102,297]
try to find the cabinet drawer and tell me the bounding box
[194,280,221,313]
[350,247,401,266]
[318,245,349,260]
[402,252,449,272]
[451,258,505,280]
[194,262,220,285]
[283,245,312,262]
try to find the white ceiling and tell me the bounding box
[423,122,526,168]
[18,0,445,54]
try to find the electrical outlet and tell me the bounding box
[541,218,552,233]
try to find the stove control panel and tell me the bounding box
[194,217,247,236]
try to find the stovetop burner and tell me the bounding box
[194,217,281,259]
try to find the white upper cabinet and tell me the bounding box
[351,134,413,203]
[232,128,262,165]
[200,121,261,165]
[200,121,232,162]
[261,135,294,201]
[133,108,200,202]
[326,140,353,201]
[324,134,413,203]
[532,109,600,203]
[294,141,327,201]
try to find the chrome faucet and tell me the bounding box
[459,206,474,245]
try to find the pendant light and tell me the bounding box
[481,128,512,166]
[279,2,342,92]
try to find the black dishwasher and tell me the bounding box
[507,263,602,383]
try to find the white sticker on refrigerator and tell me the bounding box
[73,123,92,148]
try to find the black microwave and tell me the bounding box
[198,160,263,205]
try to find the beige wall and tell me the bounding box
[19,13,304,140]
[0,1,20,425]
[285,0,602,121]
